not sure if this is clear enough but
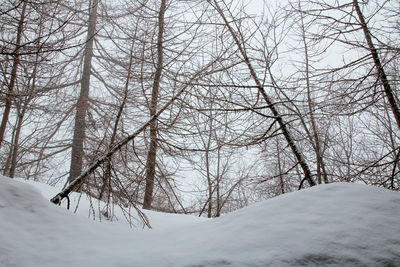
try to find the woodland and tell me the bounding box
[0,0,399,218]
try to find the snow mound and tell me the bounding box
[1,175,399,266]
[199,182,400,266]
[13,177,205,230]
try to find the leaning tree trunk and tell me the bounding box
[68,0,98,184]
[210,0,316,187]
[142,0,166,210]
[353,0,400,132]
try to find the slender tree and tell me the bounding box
[142,0,167,209]
[353,0,400,131]
[68,0,99,184]
[0,1,27,148]
[208,0,316,187]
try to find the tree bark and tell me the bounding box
[353,0,400,132]
[68,0,98,184]
[142,0,166,210]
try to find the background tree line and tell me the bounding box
[1,0,399,219]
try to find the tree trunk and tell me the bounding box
[205,121,213,218]
[353,0,400,132]
[210,0,316,187]
[215,145,221,217]
[8,106,24,178]
[68,0,98,184]
[299,2,329,184]
[142,0,167,209]
[276,136,285,194]
[9,23,42,178]
[0,1,27,148]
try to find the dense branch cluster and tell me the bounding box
[1,0,399,221]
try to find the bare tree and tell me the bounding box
[142,0,167,210]
[0,0,81,180]
[50,55,221,204]
[68,0,99,184]
[297,1,329,184]
[2,0,397,223]
[0,1,27,148]
[353,0,400,131]
[208,0,316,188]
[297,0,400,188]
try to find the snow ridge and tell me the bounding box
[0,176,399,266]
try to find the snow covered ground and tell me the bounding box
[1,175,399,266]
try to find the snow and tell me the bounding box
[1,175,399,266]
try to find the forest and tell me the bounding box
[1,0,399,219]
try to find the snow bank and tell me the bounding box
[13,177,204,230]
[1,175,399,266]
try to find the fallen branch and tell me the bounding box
[49,58,219,226]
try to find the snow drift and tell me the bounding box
[0,175,399,266]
